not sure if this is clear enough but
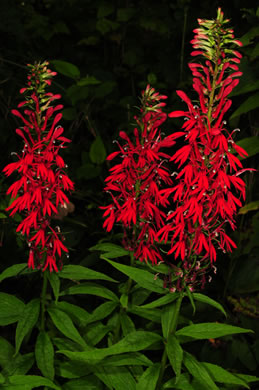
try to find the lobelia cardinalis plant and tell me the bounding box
[101,84,177,266]
[158,7,255,293]
[3,61,74,272]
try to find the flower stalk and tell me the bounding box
[3,61,74,272]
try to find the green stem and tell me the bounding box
[156,294,183,390]
[40,271,48,331]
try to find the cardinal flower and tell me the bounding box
[158,8,254,290]
[3,61,74,272]
[101,85,177,264]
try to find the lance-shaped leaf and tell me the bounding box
[15,299,40,355]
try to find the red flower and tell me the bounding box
[158,8,254,290]
[3,62,74,272]
[101,85,176,264]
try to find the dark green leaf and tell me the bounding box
[77,76,101,86]
[0,293,25,326]
[47,307,87,347]
[140,292,179,309]
[48,271,60,303]
[235,136,259,160]
[62,376,103,390]
[183,352,219,390]
[0,264,27,283]
[163,373,195,389]
[56,301,90,326]
[239,200,259,214]
[59,331,162,362]
[85,322,112,346]
[102,352,152,367]
[0,337,34,376]
[7,375,60,390]
[52,60,80,79]
[136,363,160,390]
[59,264,117,283]
[161,303,177,339]
[230,92,259,119]
[95,366,136,390]
[15,298,40,355]
[202,362,249,388]
[35,331,55,380]
[89,136,107,164]
[192,293,227,317]
[129,305,161,323]
[185,287,196,315]
[103,258,165,293]
[120,312,135,336]
[176,322,252,341]
[90,242,129,258]
[85,301,118,325]
[167,335,183,381]
[60,282,119,302]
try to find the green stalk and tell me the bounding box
[156,294,183,390]
[40,271,48,331]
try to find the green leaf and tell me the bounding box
[120,312,135,336]
[7,375,60,390]
[84,301,118,325]
[167,335,183,382]
[129,305,161,323]
[136,363,160,390]
[176,322,252,341]
[117,8,135,22]
[163,373,195,389]
[192,293,227,317]
[97,4,114,18]
[48,307,87,347]
[0,264,27,283]
[102,352,153,367]
[235,136,259,159]
[77,76,101,86]
[35,331,55,380]
[59,331,162,363]
[89,136,107,164]
[85,322,112,346]
[140,292,180,309]
[56,301,90,326]
[0,337,33,377]
[161,302,178,339]
[52,60,80,79]
[60,282,119,302]
[48,271,60,303]
[239,200,259,214]
[230,92,259,119]
[56,360,91,379]
[62,376,103,390]
[103,258,165,293]
[185,287,196,315]
[91,242,129,258]
[59,264,117,283]
[183,352,219,390]
[15,298,40,355]
[5,354,34,377]
[95,366,136,390]
[0,293,25,326]
[202,362,249,388]
[235,373,259,383]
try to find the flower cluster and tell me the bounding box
[101,85,176,264]
[158,8,252,290]
[3,61,74,272]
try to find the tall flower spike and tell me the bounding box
[158,8,254,291]
[3,61,74,272]
[101,85,177,265]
